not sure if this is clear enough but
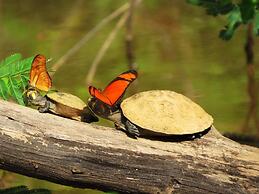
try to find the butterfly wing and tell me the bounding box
[89,70,137,106]
[89,86,113,105]
[29,54,52,91]
[102,70,137,104]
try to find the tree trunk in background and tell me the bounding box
[242,23,259,134]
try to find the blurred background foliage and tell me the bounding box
[188,0,259,40]
[0,0,259,193]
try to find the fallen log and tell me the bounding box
[0,100,258,194]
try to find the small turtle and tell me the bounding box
[86,90,213,139]
[26,87,97,121]
[26,54,98,122]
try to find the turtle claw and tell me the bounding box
[114,121,139,138]
[125,120,140,137]
[38,101,50,113]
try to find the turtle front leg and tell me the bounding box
[38,100,51,113]
[125,120,140,137]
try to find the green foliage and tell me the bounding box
[0,53,33,105]
[187,0,259,40]
[0,186,51,194]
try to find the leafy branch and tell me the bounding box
[0,53,33,105]
[187,0,259,40]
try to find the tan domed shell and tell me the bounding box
[121,90,213,135]
[47,92,86,110]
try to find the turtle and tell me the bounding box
[25,54,98,121]
[26,87,98,121]
[85,90,213,139]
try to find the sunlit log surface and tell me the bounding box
[0,100,258,194]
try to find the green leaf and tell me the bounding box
[7,56,33,79]
[186,0,234,16]
[20,74,29,91]
[0,53,22,67]
[253,10,259,34]
[240,0,255,23]
[187,0,259,39]
[8,78,25,105]
[0,79,8,100]
[219,6,242,40]
[0,53,34,105]
[16,56,34,74]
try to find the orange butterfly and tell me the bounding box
[89,70,137,106]
[29,54,52,91]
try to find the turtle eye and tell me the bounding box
[27,91,37,100]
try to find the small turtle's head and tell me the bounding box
[26,87,40,101]
[25,86,46,106]
[87,97,111,118]
[80,97,102,123]
[81,105,99,123]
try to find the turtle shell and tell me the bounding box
[120,90,213,135]
[47,92,86,119]
[47,92,85,109]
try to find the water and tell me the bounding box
[0,0,258,193]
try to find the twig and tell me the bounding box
[125,0,138,69]
[51,2,130,74]
[85,12,129,86]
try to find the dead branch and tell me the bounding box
[0,100,258,194]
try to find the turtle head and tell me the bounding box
[81,97,102,123]
[81,106,99,123]
[87,97,112,119]
[80,97,99,123]
[26,86,46,107]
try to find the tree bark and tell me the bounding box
[242,23,259,133]
[0,100,258,194]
